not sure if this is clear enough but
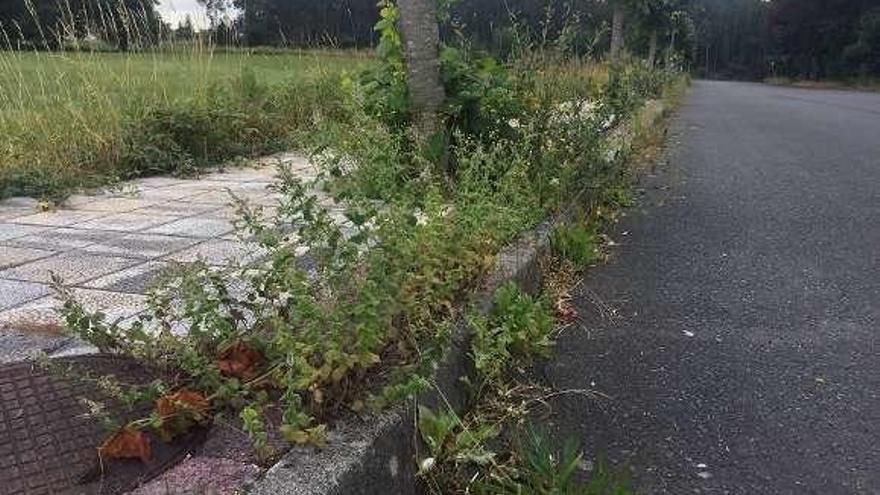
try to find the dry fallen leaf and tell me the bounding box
[98,428,152,464]
[555,299,578,324]
[155,389,210,441]
[156,389,210,418]
[217,341,263,380]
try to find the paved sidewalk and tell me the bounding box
[0,152,316,363]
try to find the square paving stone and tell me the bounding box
[143,216,235,238]
[0,247,55,270]
[60,194,100,208]
[0,289,147,334]
[6,227,114,251]
[180,189,239,205]
[0,251,139,284]
[205,169,276,182]
[79,261,171,294]
[81,233,200,259]
[161,181,225,194]
[73,212,178,232]
[0,197,39,209]
[132,177,189,188]
[70,197,159,212]
[0,279,50,311]
[9,210,109,227]
[163,239,267,266]
[133,186,195,201]
[132,201,219,217]
[0,224,49,242]
[0,208,36,221]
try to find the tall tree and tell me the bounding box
[638,0,672,67]
[609,0,627,61]
[396,0,445,138]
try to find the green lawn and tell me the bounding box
[0,49,374,200]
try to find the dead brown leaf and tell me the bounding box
[217,341,263,380]
[98,428,152,464]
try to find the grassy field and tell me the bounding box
[0,48,374,200]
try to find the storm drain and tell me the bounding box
[0,355,205,495]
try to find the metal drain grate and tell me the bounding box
[0,355,204,495]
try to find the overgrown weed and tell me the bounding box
[47,0,685,479]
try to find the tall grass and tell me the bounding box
[0,1,374,200]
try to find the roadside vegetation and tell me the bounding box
[0,0,686,490]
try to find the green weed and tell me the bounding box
[551,216,602,268]
[470,283,555,385]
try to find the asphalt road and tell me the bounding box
[543,81,880,494]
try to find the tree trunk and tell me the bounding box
[610,3,625,62]
[396,0,445,140]
[647,29,658,68]
[666,29,677,69]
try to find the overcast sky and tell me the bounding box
[156,0,209,29]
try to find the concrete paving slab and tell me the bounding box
[0,197,39,208]
[0,246,56,269]
[0,279,50,311]
[132,176,190,188]
[5,227,114,251]
[0,155,315,369]
[163,239,267,266]
[81,233,200,259]
[70,197,159,212]
[144,216,235,238]
[0,328,75,364]
[162,180,229,193]
[0,289,146,333]
[9,210,109,227]
[73,212,179,232]
[131,186,196,201]
[132,201,219,217]
[79,261,171,293]
[207,170,278,182]
[180,189,238,205]
[0,207,37,221]
[0,223,49,242]
[60,194,100,208]
[0,251,140,284]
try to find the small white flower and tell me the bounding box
[414,211,428,226]
[419,457,436,473]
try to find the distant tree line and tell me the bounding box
[692,0,880,80]
[204,0,880,80]
[2,0,877,80]
[0,0,161,50]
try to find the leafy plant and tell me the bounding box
[551,215,602,268]
[470,283,555,384]
[475,427,633,495]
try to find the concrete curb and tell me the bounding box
[249,214,573,495]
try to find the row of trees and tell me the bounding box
[202,0,692,66]
[2,0,878,80]
[690,0,880,80]
[0,0,162,50]
[197,0,879,80]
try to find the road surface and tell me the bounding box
[544,81,880,494]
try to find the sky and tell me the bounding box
[156,0,210,29]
